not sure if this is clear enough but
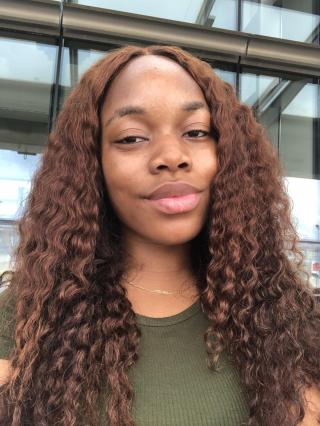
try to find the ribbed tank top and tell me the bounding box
[0,290,250,425]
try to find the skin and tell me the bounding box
[100,54,218,317]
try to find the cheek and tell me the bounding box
[197,144,218,181]
[101,155,142,216]
[102,150,131,190]
[101,156,125,204]
[103,173,127,212]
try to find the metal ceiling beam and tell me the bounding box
[0,0,319,76]
[0,0,60,37]
[62,2,320,76]
[242,37,320,76]
[62,3,245,64]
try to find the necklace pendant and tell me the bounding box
[153,288,173,295]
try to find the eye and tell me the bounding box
[114,135,147,145]
[114,129,210,145]
[185,129,210,138]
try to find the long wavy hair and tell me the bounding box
[0,44,319,426]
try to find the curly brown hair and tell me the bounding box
[0,44,319,426]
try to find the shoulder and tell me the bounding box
[0,358,11,385]
[0,289,15,384]
[0,288,16,359]
[299,384,320,425]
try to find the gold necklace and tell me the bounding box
[126,281,188,295]
[125,278,197,295]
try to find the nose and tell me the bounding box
[149,136,192,174]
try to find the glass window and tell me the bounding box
[285,176,320,241]
[240,72,287,150]
[0,151,41,278]
[0,36,56,275]
[0,151,42,276]
[215,67,237,88]
[280,83,319,180]
[0,37,57,153]
[0,222,18,291]
[204,0,237,30]
[0,151,42,221]
[242,0,320,45]
[240,71,319,181]
[240,69,320,284]
[59,46,106,108]
[298,241,320,291]
[72,0,238,30]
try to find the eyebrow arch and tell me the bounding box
[105,101,208,128]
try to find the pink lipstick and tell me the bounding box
[147,192,201,214]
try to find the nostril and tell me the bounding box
[178,162,189,168]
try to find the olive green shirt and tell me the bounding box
[0,289,249,425]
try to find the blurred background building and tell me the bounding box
[0,0,319,294]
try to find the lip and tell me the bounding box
[147,182,202,200]
[147,192,202,214]
[145,181,203,215]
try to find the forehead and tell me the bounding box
[120,54,186,73]
[111,54,197,84]
[102,55,207,115]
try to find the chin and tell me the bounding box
[145,224,204,246]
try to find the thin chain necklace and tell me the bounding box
[124,278,197,295]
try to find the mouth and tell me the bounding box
[145,192,202,214]
[147,181,202,200]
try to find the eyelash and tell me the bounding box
[114,130,210,145]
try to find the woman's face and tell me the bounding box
[100,54,218,246]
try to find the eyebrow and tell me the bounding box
[104,101,208,128]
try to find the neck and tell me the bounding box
[121,230,199,301]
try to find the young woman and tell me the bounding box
[0,44,319,426]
